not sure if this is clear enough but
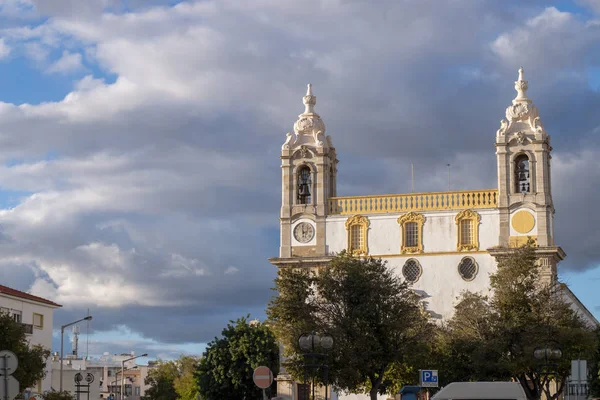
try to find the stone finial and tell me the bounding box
[303,83,317,115]
[514,67,530,103]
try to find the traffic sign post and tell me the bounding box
[253,366,273,400]
[419,370,438,388]
[0,351,19,400]
[0,376,19,400]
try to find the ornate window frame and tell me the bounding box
[455,209,481,251]
[402,258,422,283]
[345,215,369,256]
[397,212,425,254]
[457,256,479,281]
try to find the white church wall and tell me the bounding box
[325,209,500,256]
[325,210,500,320]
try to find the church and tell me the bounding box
[268,69,599,400]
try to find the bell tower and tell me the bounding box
[279,84,337,258]
[493,68,565,283]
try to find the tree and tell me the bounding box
[0,313,51,393]
[173,356,200,400]
[266,252,432,400]
[195,315,279,400]
[143,356,200,400]
[142,360,179,400]
[589,328,600,398]
[444,242,597,400]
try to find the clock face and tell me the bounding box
[294,222,315,243]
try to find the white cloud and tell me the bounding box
[46,50,83,74]
[0,38,11,59]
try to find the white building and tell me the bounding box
[0,284,62,394]
[51,352,153,400]
[269,70,599,400]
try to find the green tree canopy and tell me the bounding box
[195,315,279,400]
[443,243,597,400]
[142,359,179,400]
[266,252,432,400]
[0,312,51,393]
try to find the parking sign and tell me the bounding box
[419,370,438,388]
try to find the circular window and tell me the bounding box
[458,257,478,281]
[402,259,422,283]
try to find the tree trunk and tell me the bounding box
[369,386,379,400]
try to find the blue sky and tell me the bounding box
[0,0,599,361]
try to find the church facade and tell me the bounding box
[269,70,598,400]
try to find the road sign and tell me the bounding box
[0,351,18,376]
[253,366,273,389]
[419,369,438,388]
[0,375,20,400]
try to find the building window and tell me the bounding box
[455,209,481,251]
[297,166,312,204]
[12,311,21,323]
[345,215,369,256]
[515,154,530,193]
[33,313,44,329]
[135,387,140,396]
[108,370,112,377]
[458,257,478,281]
[397,212,425,254]
[0,307,8,315]
[402,259,422,283]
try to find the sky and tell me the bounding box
[0,0,599,362]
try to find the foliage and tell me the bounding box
[173,356,200,400]
[443,242,597,400]
[42,391,75,400]
[266,251,432,400]
[142,356,200,400]
[589,328,600,398]
[195,315,279,400]
[0,313,51,392]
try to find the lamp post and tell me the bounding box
[534,345,563,399]
[121,354,147,400]
[298,332,334,400]
[60,316,93,392]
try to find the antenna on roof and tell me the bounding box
[86,308,90,360]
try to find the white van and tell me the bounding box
[431,382,527,400]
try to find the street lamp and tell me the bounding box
[121,353,147,400]
[298,332,334,400]
[60,316,93,392]
[534,344,562,397]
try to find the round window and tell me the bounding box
[402,259,422,283]
[458,257,478,281]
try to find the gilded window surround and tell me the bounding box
[455,209,481,252]
[345,214,369,256]
[397,212,425,254]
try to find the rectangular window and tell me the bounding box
[135,387,140,396]
[0,307,9,315]
[108,370,112,377]
[351,225,363,250]
[33,313,44,329]
[12,311,22,323]
[460,219,473,245]
[405,222,419,247]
